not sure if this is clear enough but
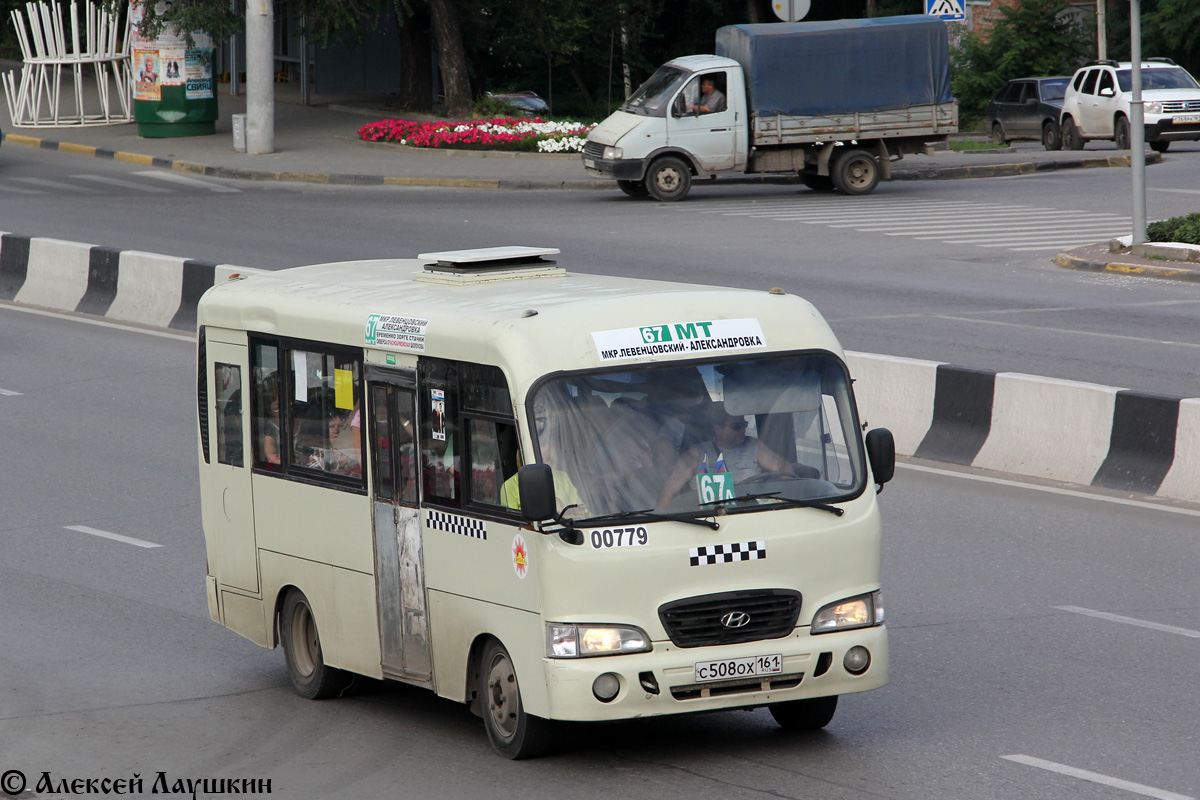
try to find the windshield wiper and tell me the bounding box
[702,492,844,516]
[573,508,720,530]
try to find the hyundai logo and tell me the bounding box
[720,611,751,628]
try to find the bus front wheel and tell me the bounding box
[280,589,351,700]
[769,695,838,730]
[480,639,553,759]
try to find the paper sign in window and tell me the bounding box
[334,368,354,410]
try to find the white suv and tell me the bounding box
[1059,59,1200,152]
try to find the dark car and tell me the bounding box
[487,91,551,118]
[983,76,1071,150]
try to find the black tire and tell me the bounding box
[800,171,835,192]
[990,122,1007,145]
[769,695,838,731]
[1114,116,1131,150]
[1061,117,1085,150]
[279,589,352,700]
[830,149,880,196]
[1150,140,1171,153]
[617,179,649,198]
[645,156,692,202]
[480,639,553,759]
[1042,120,1062,151]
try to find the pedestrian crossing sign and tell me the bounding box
[927,0,964,20]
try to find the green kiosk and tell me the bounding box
[130,0,217,137]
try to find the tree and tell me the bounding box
[950,0,1092,123]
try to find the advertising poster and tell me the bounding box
[185,48,214,99]
[134,48,160,101]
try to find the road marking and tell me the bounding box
[898,463,1200,519]
[64,525,163,549]
[1001,755,1194,800]
[11,177,102,193]
[1150,188,1200,195]
[1054,606,1200,638]
[133,170,240,193]
[927,314,1200,349]
[0,387,22,396]
[73,174,174,193]
[0,184,45,194]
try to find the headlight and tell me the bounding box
[602,145,623,160]
[546,624,651,657]
[811,590,884,634]
[1145,101,1163,115]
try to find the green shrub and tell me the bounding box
[1147,213,1200,244]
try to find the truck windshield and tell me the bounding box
[621,66,688,116]
[527,353,866,520]
[1116,67,1200,92]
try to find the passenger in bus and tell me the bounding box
[656,405,798,507]
[261,390,282,465]
[500,400,587,517]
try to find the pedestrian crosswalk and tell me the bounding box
[673,197,1132,252]
[0,170,243,195]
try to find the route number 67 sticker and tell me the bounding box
[589,526,648,549]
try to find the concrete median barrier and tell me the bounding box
[1,229,1196,505]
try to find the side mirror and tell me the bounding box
[518,464,557,522]
[671,95,685,117]
[1025,96,1038,105]
[1099,87,1114,97]
[865,428,895,486]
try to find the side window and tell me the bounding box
[420,358,519,513]
[1019,82,1036,102]
[1073,71,1086,91]
[249,337,364,491]
[251,341,281,470]
[290,349,362,478]
[1000,82,1022,103]
[371,384,418,505]
[215,363,243,467]
[1098,70,1115,95]
[1081,69,1099,95]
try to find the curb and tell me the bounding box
[1055,245,1200,283]
[0,131,1161,190]
[847,352,1200,505]
[2,227,1198,506]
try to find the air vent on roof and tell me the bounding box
[418,246,560,275]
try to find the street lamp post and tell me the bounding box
[1130,0,1146,244]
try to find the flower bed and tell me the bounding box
[358,117,596,153]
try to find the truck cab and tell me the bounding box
[583,55,749,200]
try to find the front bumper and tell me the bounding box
[541,624,888,722]
[581,154,645,182]
[1145,117,1200,142]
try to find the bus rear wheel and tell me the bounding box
[769,695,838,730]
[480,639,553,759]
[280,589,351,700]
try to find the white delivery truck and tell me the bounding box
[583,16,957,200]
[197,246,897,758]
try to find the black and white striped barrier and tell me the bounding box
[2,232,1196,504]
[848,352,1200,504]
[0,232,254,331]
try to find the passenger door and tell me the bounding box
[368,369,432,683]
[667,71,737,172]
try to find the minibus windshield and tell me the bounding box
[528,354,866,520]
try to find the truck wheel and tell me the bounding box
[280,589,351,700]
[1114,116,1131,150]
[800,171,835,192]
[1150,141,1170,153]
[480,639,553,759]
[1061,117,1085,150]
[831,149,879,195]
[1042,121,1062,151]
[617,179,650,198]
[645,156,692,202]
[769,695,838,730]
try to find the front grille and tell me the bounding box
[583,140,605,158]
[659,589,801,648]
[671,672,804,701]
[1162,100,1200,113]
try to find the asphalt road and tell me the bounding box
[1,142,1199,397]
[1,303,1198,800]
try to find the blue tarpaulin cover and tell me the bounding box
[715,16,953,117]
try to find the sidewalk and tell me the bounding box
[0,80,1167,189]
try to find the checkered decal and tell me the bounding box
[425,510,487,540]
[689,541,767,566]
